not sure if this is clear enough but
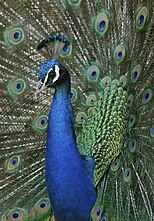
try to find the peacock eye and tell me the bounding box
[46,70,56,84]
[48,70,56,77]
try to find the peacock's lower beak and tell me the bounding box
[35,71,51,98]
[35,80,47,99]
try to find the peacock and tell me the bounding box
[0,0,153,221]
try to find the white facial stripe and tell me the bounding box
[53,65,60,83]
[47,67,53,75]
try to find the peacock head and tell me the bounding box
[36,59,69,96]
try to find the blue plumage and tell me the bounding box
[39,60,96,221]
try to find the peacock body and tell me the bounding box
[0,0,154,221]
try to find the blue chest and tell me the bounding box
[45,83,96,221]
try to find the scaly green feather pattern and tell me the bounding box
[78,83,129,186]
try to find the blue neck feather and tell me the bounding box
[46,70,96,221]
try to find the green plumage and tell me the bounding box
[79,84,129,186]
[0,0,153,221]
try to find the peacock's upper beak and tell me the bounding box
[35,81,46,99]
[35,71,50,99]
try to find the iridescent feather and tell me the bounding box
[0,0,153,221]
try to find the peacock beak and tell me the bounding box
[35,81,47,99]
[35,71,50,99]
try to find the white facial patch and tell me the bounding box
[35,65,60,99]
[53,65,60,84]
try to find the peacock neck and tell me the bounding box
[49,73,74,130]
[46,72,85,185]
[54,76,71,103]
[46,72,77,158]
[46,70,96,221]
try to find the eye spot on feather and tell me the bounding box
[114,44,126,64]
[85,65,100,83]
[120,75,127,87]
[91,206,103,221]
[13,31,21,40]
[40,201,47,208]
[40,118,47,127]
[62,44,70,54]
[91,71,97,79]
[136,6,148,30]
[101,76,111,87]
[32,114,48,132]
[133,71,138,78]
[142,89,153,104]
[35,198,50,214]
[129,140,136,152]
[6,156,20,172]
[138,15,144,25]
[8,29,23,44]
[98,20,106,31]
[94,11,109,36]
[12,157,18,165]
[111,159,121,171]
[60,43,72,58]
[117,52,122,59]
[70,88,78,103]
[124,168,131,182]
[96,209,101,216]
[13,80,25,93]
[76,112,86,124]
[4,26,25,48]
[129,115,136,128]
[12,212,20,218]
[91,208,102,221]
[144,92,149,100]
[127,95,134,107]
[7,77,27,99]
[16,82,23,91]
[131,65,141,82]
[8,208,26,221]
[86,94,97,106]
